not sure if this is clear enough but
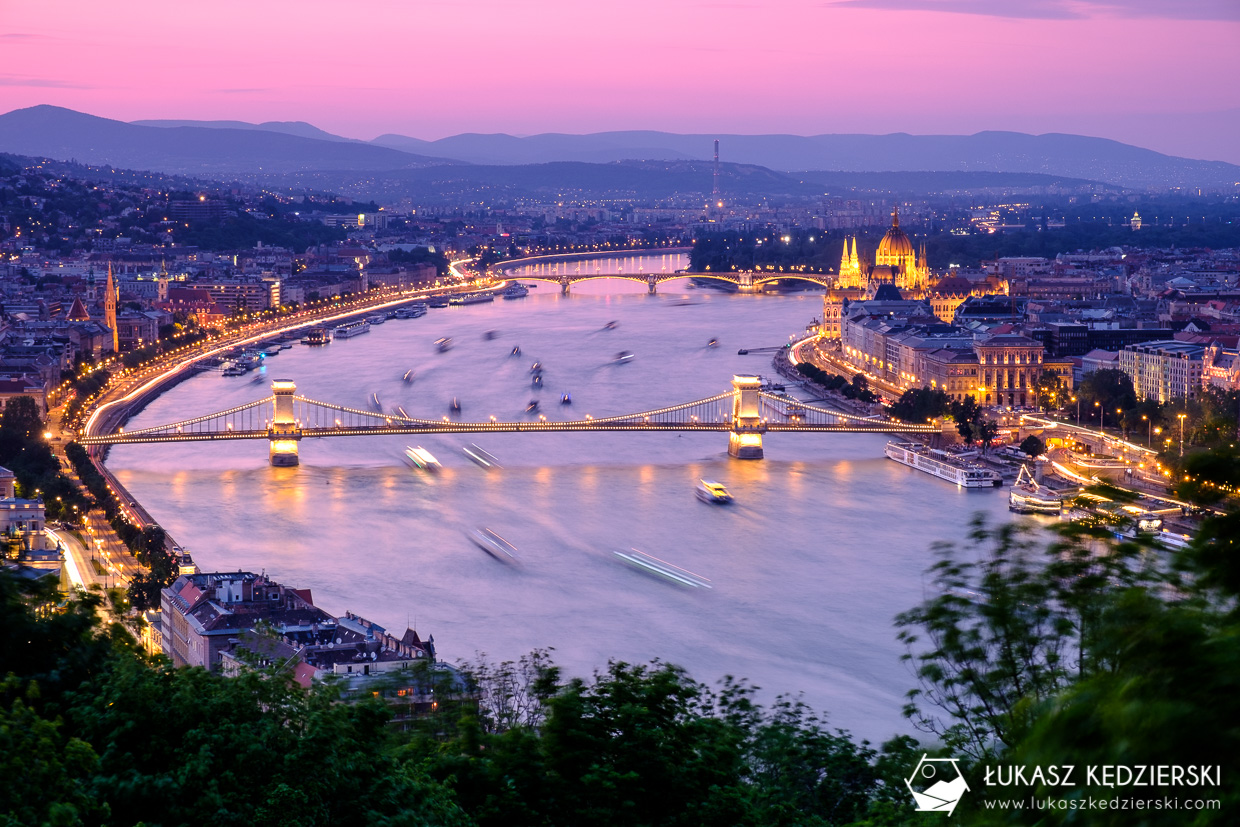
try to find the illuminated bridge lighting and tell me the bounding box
[77,383,939,453]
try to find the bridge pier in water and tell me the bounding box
[728,374,765,459]
[268,379,302,466]
[647,275,658,294]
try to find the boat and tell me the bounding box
[333,320,370,339]
[463,444,502,469]
[468,528,519,562]
[511,346,522,356]
[366,314,386,325]
[502,283,529,300]
[529,361,541,373]
[449,292,494,306]
[402,369,415,383]
[450,397,461,413]
[301,327,331,345]
[707,338,719,348]
[525,400,539,414]
[604,321,618,330]
[560,392,572,405]
[428,297,450,308]
[222,364,247,377]
[1008,465,1063,514]
[396,303,428,319]
[484,330,499,340]
[613,351,635,363]
[435,337,453,353]
[278,342,293,350]
[370,392,382,411]
[404,446,441,471]
[695,479,733,504]
[262,346,281,357]
[532,374,543,388]
[884,441,1002,488]
[613,549,712,589]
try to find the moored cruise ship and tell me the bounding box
[449,292,494,305]
[302,327,331,345]
[333,320,371,339]
[885,441,1002,488]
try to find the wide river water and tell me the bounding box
[109,253,1012,743]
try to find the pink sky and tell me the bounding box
[3,0,1239,162]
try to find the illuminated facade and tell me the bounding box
[104,263,119,353]
[973,334,1044,407]
[1119,340,1205,403]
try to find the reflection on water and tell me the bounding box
[109,263,1013,742]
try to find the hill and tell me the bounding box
[373,129,1240,190]
[0,106,451,175]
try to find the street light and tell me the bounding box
[1143,414,1150,446]
[1179,413,1187,457]
[1072,395,1079,425]
[1095,400,1102,431]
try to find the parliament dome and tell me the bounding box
[876,206,915,261]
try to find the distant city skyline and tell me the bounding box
[2,0,1238,163]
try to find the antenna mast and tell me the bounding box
[711,139,721,205]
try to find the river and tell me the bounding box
[108,253,1013,743]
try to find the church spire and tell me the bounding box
[891,203,900,228]
[105,262,118,353]
[849,236,859,270]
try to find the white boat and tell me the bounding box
[613,549,712,589]
[885,441,1002,488]
[435,337,453,353]
[366,314,386,325]
[396,303,428,319]
[261,346,281,357]
[695,479,733,503]
[468,528,519,561]
[462,444,501,469]
[405,446,441,471]
[449,292,494,305]
[503,283,529,299]
[1008,466,1063,514]
[613,351,634,363]
[333,320,371,339]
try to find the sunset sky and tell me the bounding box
[2,0,1238,162]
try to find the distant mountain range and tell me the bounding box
[370,130,1240,190]
[2,105,1237,191]
[0,106,451,175]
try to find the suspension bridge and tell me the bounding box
[508,271,834,294]
[78,376,938,466]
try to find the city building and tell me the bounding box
[159,571,333,668]
[0,466,49,554]
[1202,342,1240,392]
[1118,340,1206,402]
[193,276,281,313]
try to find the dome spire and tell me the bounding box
[892,203,900,228]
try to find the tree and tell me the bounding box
[1077,367,1137,413]
[1018,434,1045,457]
[896,517,1161,761]
[977,418,1000,453]
[891,387,950,424]
[950,396,981,445]
[1033,372,1063,411]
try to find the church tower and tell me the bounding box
[836,236,864,289]
[105,262,119,353]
